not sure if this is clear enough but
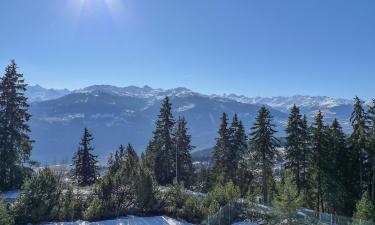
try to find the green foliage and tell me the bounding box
[0,200,14,225]
[183,195,206,222]
[164,179,188,217]
[353,191,375,221]
[285,105,305,192]
[0,61,33,191]
[108,144,126,174]
[249,106,279,204]
[207,181,240,207]
[57,187,85,221]
[12,168,61,225]
[207,199,220,215]
[212,112,231,182]
[135,164,158,211]
[71,128,99,186]
[273,170,303,215]
[151,96,176,185]
[85,146,158,220]
[350,97,369,193]
[174,116,194,187]
[229,114,248,185]
[236,158,254,196]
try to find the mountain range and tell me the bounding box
[25,85,360,164]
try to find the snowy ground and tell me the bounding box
[41,216,193,225]
[0,191,18,201]
[232,222,258,225]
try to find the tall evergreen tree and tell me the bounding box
[350,96,369,193]
[229,114,248,183]
[367,99,375,202]
[249,106,279,204]
[326,118,348,214]
[0,61,33,191]
[125,143,139,174]
[284,105,304,191]
[299,114,310,194]
[309,111,330,213]
[212,112,231,182]
[150,96,175,185]
[174,116,194,185]
[72,128,98,186]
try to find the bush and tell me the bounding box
[84,155,158,220]
[183,195,206,222]
[12,168,61,225]
[163,180,188,217]
[353,191,375,222]
[207,181,240,207]
[0,200,14,225]
[58,187,85,221]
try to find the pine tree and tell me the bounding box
[150,97,175,185]
[143,140,156,173]
[72,128,98,186]
[249,106,279,204]
[124,143,139,175]
[273,170,303,224]
[0,61,33,191]
[285,105,304,191]
[350,96,369,193]
[229,113,248,184]
[299,114,310,195]
[212,112,231,182]
[353,191,375,222]
[174,116,194,186]
[326,118,348,214]
[108,144,126,174]
[367,99,375,202]
[309,111,330,213]
[85,144,147,219]
[136,163,157,211]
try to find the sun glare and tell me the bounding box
[65,0,127,26]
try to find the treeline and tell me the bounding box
[1,60,375,224]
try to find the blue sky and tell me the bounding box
[0,0,374,99]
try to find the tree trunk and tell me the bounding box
[262,151,268,204]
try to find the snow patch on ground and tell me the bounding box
[232,222,259,225]
[0,191,18,200]
[41,216,193,225]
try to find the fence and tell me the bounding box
[201,200,375,225]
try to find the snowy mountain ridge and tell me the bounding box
[220,94,354,112]
[75,85,361,112]
[29,84,359,111]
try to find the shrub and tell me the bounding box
[12,168,61,225]
[0,200,14,225]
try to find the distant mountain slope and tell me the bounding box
[26,85,70,102]
[192,147,214,162]
[26,85,361,164]
[28,86,288,163]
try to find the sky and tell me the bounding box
[0,0,374,99]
